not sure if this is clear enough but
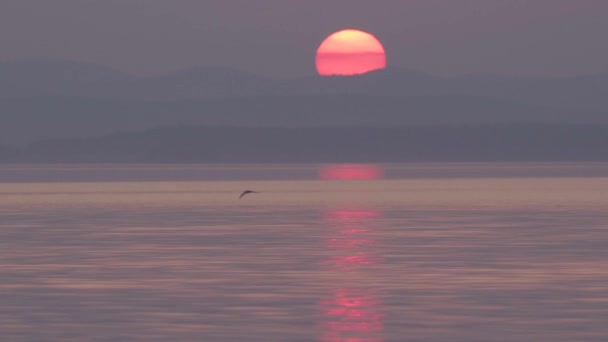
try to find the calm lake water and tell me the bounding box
[1,163,608,341]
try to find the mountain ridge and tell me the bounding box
[1,58,607,107]
[3,124,606,163]
[1,94,605,144]
[1,58,607,144]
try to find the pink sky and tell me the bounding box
[1,0,606,77]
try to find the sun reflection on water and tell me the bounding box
[320,209,384,342]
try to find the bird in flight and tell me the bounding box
[239,190,258,199]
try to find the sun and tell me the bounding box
[316,29,387,76]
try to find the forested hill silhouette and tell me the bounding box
[1,59,608,109]
[0,59,133,98]
[0,144,16,161]
[5,124,607,163]
[1,59,608,144]
[1,95,606,144]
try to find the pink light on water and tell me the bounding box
[320,209,385,341]
[325,210,380,222]
[320,289,384,342]
[320,164,383,181]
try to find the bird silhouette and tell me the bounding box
[239,190,258,199]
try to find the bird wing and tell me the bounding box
[239,190,258,199]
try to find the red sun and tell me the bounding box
[316,29,387,76]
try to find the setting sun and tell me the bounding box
[316,29,387,76]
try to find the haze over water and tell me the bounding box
[1,163,608,341]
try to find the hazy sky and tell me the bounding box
[1,0,607,77]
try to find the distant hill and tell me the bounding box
[1,95,604,144]
[6,124,608,163]
[0,144,16,161]
[89,66,273,99]
[1,58,607,145]
[1,58,607,109]
[0,59,133,98]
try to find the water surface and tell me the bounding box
[1,163,607,341]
